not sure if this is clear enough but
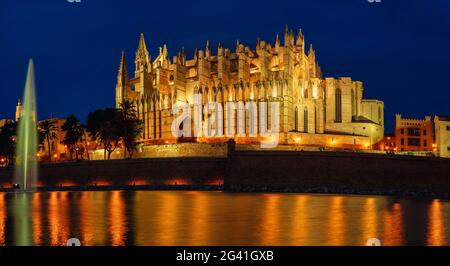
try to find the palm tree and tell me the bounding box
[62,115,83,160]
[0,121,17,165]
[86,108,121,160]
[119,100,137,119]
[39,119,58,162]
[118,100,142,159]
[81,124,90,161]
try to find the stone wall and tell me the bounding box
[226,150,450,196]
[90,143,228,160]
[1,144,449,197]
[0,157,225,188]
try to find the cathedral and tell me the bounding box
[115,26,384,149]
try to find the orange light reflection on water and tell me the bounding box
[189,191,210,245]
[109,191,127,246]
[327,196,346,246]
[48,192,70,246]
[260,194,281,245]
[291,196,309,245]
[361,197,380,245]
[32,193,42,245]
[382,202,403,246]
[0,193,5,246]
[427,199,446,246]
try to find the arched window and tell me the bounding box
[304,107,308,133]
[351,89,355,118]
[335,88,342,122]
[304,88,308,98]
[294,107,298,131]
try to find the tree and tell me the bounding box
[81,124,90,161]
[118,100,143,159]
[86,108,121,160]
[0,121,17,166]
[39,119,58,162]
[61,115,83,160]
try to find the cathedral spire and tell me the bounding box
[308,44,315,56]
[137,33,148,54]
[181,46,186,65]
[284,24,290,47]
[15,98,22,122]
[163,43,168,58]
[296,29,304,46]
[275,34,280,48]
[193,47,199,61]
[205,40,211,57]
[308,44,316,67]
[135,33,150,75]
[117,51,129,91]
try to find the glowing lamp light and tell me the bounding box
[165,140,169,144]
[53,154,58,158]
[0,158,5,163]
[116,151,120,155]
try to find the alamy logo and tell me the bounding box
[67,0,81,3]
[366,238,381,246]
[66,238,81,246]
[171,92,280,148]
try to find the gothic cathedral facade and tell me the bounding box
[115,26,384,149]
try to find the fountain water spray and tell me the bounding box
[14,59,38,191]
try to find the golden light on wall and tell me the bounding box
[330,138,337,146]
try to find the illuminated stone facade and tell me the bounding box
[394,114,434,152]
[115,27,384,149]
[434,115,450,158]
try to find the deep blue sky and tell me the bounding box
[1,0,449,133]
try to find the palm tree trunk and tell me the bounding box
[84,132,90,160]
[47,135,51,162]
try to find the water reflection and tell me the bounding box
[0,193,5,246]
[109,191,127,246]
[32,193,42,245]
[383,202,404,246]
[427,199,446,246]
[327,196,346,246]
[0,191,448,246]
[10,193,33,246]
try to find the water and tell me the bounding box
[14,59,38,191]
[0,191,449,246]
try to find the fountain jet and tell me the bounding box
[14,59,38,191]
